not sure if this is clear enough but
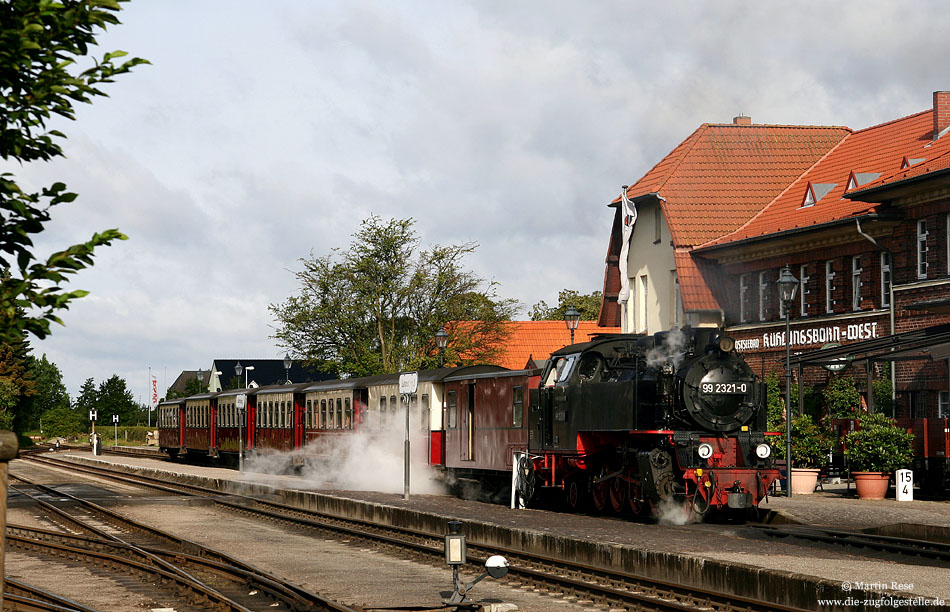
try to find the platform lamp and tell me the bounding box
[283,354,293,384]
[564,303,581,344]
[436,327,449,367]
[234,362,253,474]
[777,264,799,497]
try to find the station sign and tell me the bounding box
[236,393,247,409]
[734,321,880,352]
[399,371,418,395]
[89,410,97,421]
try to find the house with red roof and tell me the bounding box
[602,91,950,417]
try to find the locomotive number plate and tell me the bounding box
[701,382,748,394]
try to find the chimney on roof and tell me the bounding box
[934,91,950,139]
[733,114,751,126]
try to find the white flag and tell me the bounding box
[617,187,637,304]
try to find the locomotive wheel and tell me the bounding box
[591,476,609,513]
[627,479,645,515]
[564,477,588,512]
[608,474,627,514]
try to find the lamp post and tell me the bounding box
[283,354,292,384]
[196,369,203,394]
[436,327,449,367]
[564,304,581,344]
[777,264,799,497]
[234,362,253,473]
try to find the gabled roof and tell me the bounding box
[485,321,621,369]
[700,110,950,249]
[848,148,950,197]
[617,123,850,247]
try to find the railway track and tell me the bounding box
[9,469,359,612]
[20,454,810,612]
[750,524,950,562]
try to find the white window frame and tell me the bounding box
[939,390,949,418]
[799,264,809,317]
[671,270,681,328]
[851,255,863,311]
[825,260,836,314]
[638,274,649,333]
[918,219,929,279]
[758,271,768,321]
[881,252,891,307]
[739,274,750,323]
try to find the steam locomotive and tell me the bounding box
[522,327,780,517]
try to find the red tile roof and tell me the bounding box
[619,124,850,247]
[702,110,950,247]
[674,250,721,311]
[485,321,621,370]
[849,147,950,195]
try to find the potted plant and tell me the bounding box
[843,413,915,500]
[771,413,831,494]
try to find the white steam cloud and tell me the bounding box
[646,327,688,370]
[241,404,447,495]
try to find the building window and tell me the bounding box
[671,271,681,328]
[918,219,929,279]
[654,207,662,244]
[799,264,809,317]
[940,391,949,418]
[947,214,950,275]
[638,275,648,333]
[851,256,863,311]
[881,252,891,307]
[739,274,749,323]
[447,391,457,429]
[825,261,836,314]
[758,271,768,321]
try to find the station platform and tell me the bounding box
[32,450,950,611]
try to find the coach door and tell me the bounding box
[461,383,475,461]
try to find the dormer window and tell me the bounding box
[846,171,881,191]
[902,156,927,169]
[801,182,837,207]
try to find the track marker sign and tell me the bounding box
[399,371,418,395]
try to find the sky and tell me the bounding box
[16,1,950,407]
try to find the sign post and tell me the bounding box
[89,410,98,454]
[236,393,247,473]
[113,414,119,447]
[896,469,913,501]
[399,372,418,501]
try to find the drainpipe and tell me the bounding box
[856,218,896,416]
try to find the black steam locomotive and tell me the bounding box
[525,327,779,517]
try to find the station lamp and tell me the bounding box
[436,327,449,367]
[283,354,293,384]
[564,303,581,344]
[776,264,798,497]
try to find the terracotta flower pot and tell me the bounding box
[790,468,820,495]
[852,471,890,500]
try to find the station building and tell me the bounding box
[599,91,950,418]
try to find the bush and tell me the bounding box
[823,376,863,418]
[771,413,831,468]
[843,413,914,473]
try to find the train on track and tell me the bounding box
[158,327,781,519]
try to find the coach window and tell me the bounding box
[319,399,326,429]
[512,386,524,428]
[390,395,397,420]
[447,390,457,428]
[380,396,386,427]
[344,398,352,429]
[336,398,343,429]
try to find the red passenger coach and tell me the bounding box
[157,398,184,458]
[251,383,309,455]
[437,369,540,486]
[183,393,215,457]
[214,389,247,460]
[302,378,367,452]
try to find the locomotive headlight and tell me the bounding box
[718,335,736,353]
[697,443,714,459]
[755,443,771,459]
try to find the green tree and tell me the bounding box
[530,289,602,321]
[271,215,519,377]
[96,374,136,424]
[18,353,69,431]
[41,404,84,438]
[74,377,97,415]
[0,0,147,345]
[0,336,34,430]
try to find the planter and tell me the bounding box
[790,468,820,495]
[852,471,890,500]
